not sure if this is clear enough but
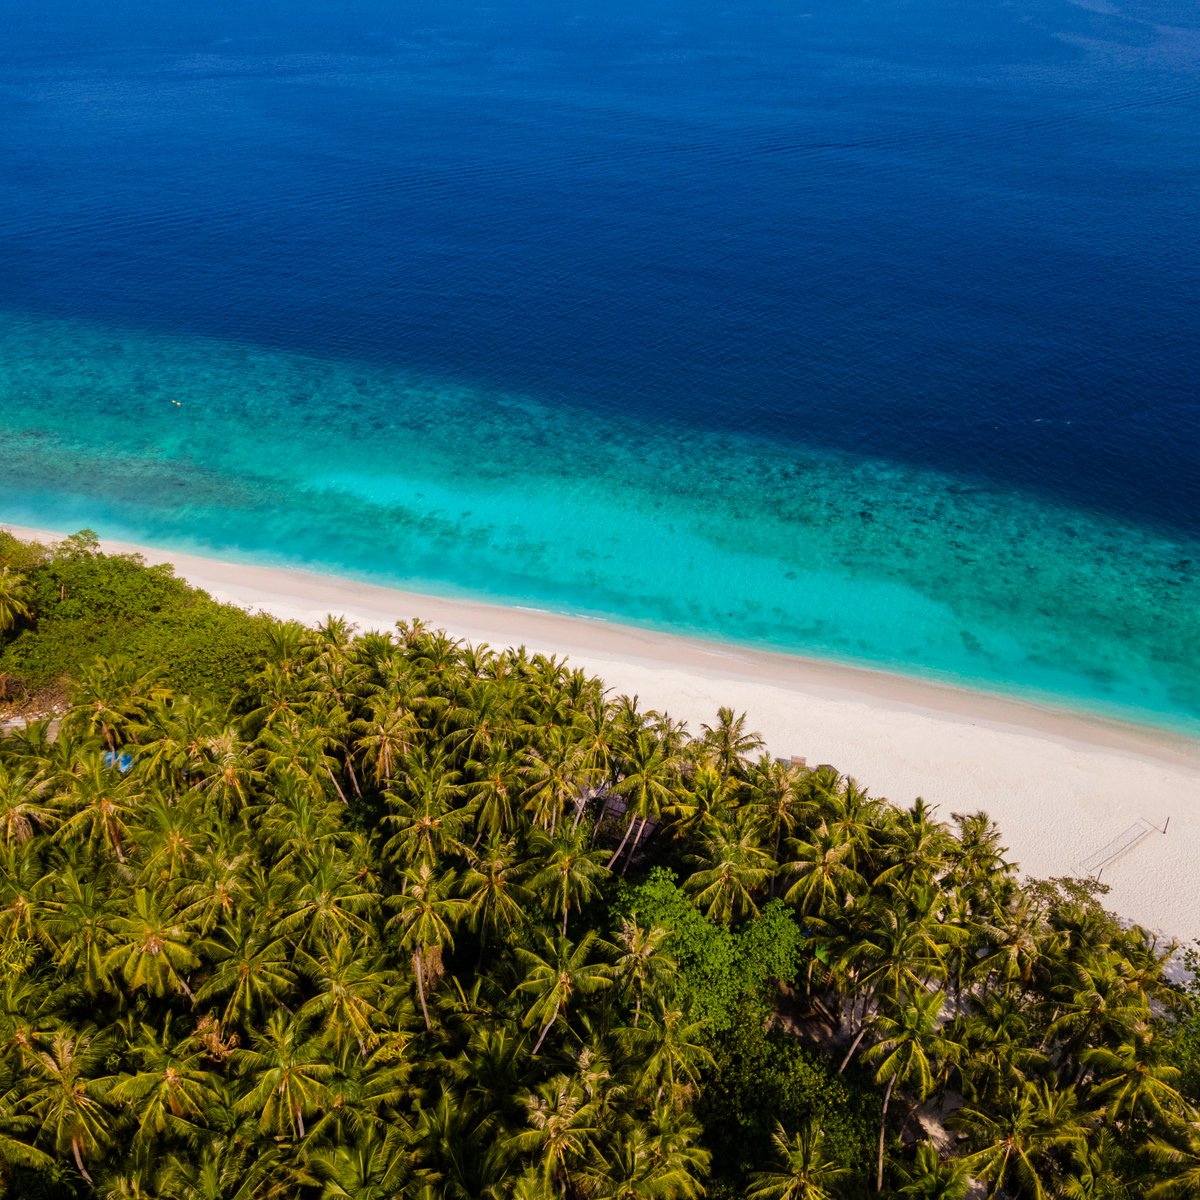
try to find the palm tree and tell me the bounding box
[612,919,674,1027]
[66,654,163,752]
[781,824,863,919]
[1145,1121,1200,1200]
[106,1022,219,1149]
[276,852,380,953]
[191,726,261,820]
[514,931,613,1056]
[953,1080,1090,1200]
[744,756,807,881]
[1082,1031,1188,1125]
[522,728,595,836]
[631,999,713,1107]
[457,838,532,970]
[876,799,953,893]
[0,567,31,634]
[585,1124,707,1200]
[0,763,55,846]
[468,746,525,843]
[22,1026,114,1183]
[509,1074,598,1198]
[894,1143,970,1200]
[39,864,112,994]
[666,761,736,843]
[55,750,144,863]
[860,987,944,1192]
[103,887,206,1001]
[196,917,298,1030]
[684,818,774,923]
[528,827,610,937]
[747,1121,850,1200]
[608,730,680,872]
[297,938,395,1060]
[382,768,470,872]
[386,862,466,1030]
[312,1123,414,1200]
[354,694,420,788]
[156,1134,304,1200]
[233,1011,334,1139]
[698,706,763,777]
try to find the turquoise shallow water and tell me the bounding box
[2,310,1199,734]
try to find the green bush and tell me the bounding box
[0,530,277,702]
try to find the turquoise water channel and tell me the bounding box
[2,312,1198,733]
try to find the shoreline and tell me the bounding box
[6,521,1200,942]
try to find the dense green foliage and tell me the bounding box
[0,533,1197,1199]
[0,531,277,703]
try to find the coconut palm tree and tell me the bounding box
[0,567,31,634]
[746,1120,849,1200]
[521,728,595,836]
[612,920,674,1027]
[103,887,206,1001]
[684,818,774,924]
[894,1143,970,1200]
[953,1080,1090,1200]
[54,750,144,863]
[196,916,298,1031]
[1082,1029,1189,1126]
[585,1123,707,1200]
[311,1123,414,1200]
[1145,1121,1200,1199]
[233,1012,334,1139]
[106,1022,219,1149]
[528,827,610,937]
[630,999,713,1108]
[698,707,763,778]
[781,824,863,919]
[607,730,681,873]
[860,987,944,1192]
[386,863,466,1030]
[508,1074,599,1198]
[66,655,163,752]
[21,1026,114,1183]
[296,938,396,1060]
[0,763,55,846]
[514,931,613,1056]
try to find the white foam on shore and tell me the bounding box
[6,522,1199,944]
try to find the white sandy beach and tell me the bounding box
[6,523,1199,945]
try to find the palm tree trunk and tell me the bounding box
[72,1137,94,1184]
[839,1025,869,1074]
[621,816,649,876]
[532,1002,560,1056]
[606,812,637,870]
[414,951,432,1030]
[345,754,362,799]
[876,1074,895,1192]
[325,767,349,804]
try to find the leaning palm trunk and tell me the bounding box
[621,816,650,876]
[532,1001,560,1055]
[876,1074,895,1192]
[839,1024,869,1074]
[414,950,432,1030]
[325,767,349,804]
[72,1137,93,1184]
[606,812,637,869]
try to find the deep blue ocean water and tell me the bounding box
[1,0,1198,729]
